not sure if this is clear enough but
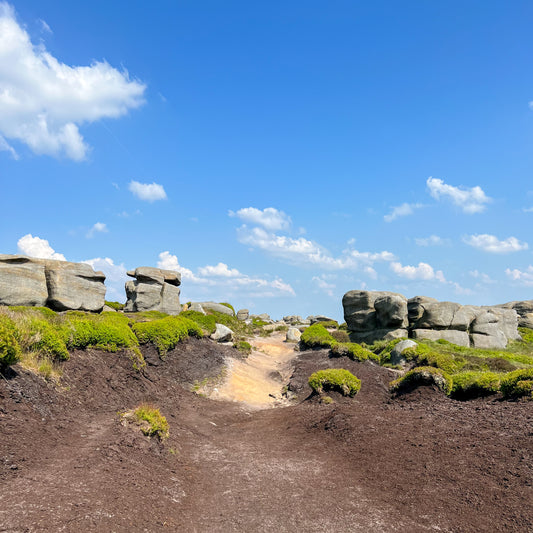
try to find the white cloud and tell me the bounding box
[128,181,167,202]
[0,134,18,158]
[198,263,241,277]
[38,18,52,34]
[415,235,449,246]
[523,207,533,213]
[86,222,108,238]
[0,3,145,160]
[17,233,66,260]
[463,234,528,254]
[427,177,491,214]
[157,251,294,298]
[384,202,423,222]
[505,266,533,286]
[390,261,446,282]
[236,225,394,271]
[229,207,291,231]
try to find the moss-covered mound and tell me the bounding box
[390,366,452,396]
[300,324,336,349]
[500,368,533,399]
[308,369,361,397]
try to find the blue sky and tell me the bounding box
[1,1,533,320]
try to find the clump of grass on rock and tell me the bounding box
[308,369,361,397]
[125,404,169,439]
[390,366,452,396]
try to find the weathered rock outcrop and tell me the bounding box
[125,267,181,314]
[0,254,106,312]
[343,290,522,349]
[342,290,409,343]
[498,300,533,329]
[237,309,249,321]
[198,302,234,316]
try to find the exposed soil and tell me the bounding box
[0,335,531,532]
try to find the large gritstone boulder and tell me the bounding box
[342,289,522,349]
[125,267,181,314]
[342,290,408,343]
[0,254,106,312]
[498,300,533,329]
[198,302,235,316]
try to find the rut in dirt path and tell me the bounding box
[210,333,297,409]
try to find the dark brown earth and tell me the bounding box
[0,337,532,532]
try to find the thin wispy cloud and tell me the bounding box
[0,2,145,160]
[427,177,491,214]
[384,202,423,222]
[86,222,108,238]
[415,235,449,246]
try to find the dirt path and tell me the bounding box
[210,333,296,408]
[1,340,531,532]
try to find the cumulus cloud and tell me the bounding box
[128,181,167,202]
[86,222,108,238]
[17,233,66,260]
[0,2,145,160]
[505,265,533,286]
[427,177,491,214]
[463,234,528,254]
[198,263,241,277]
[415,235,449,247]
[384,202,423,222]
[390,261,446,282]
[229,207,291,231]
[236,226,394,271]
[157,251,295,297]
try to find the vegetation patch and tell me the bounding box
[300,324,336,349]
[0,314,22,369]
[330,330,350,343]
[390,366,452,396]
[105,300,125,311]
[330,342,377,362]
[132,316,202,356]
[180,310,216,334]
[129,404,169,439]
[500,368,533,399]
[450,371,501,400]
[233,340,252,356]
[308,369,361,397]
[315,320,339,329]
[220,302,235,314]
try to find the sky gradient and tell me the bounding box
[1,1,533,320]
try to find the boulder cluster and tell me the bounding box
[0,254,105,312]
[342,290,528,349]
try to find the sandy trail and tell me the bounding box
[210,333,297,409]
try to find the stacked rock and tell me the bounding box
[125,267,181,314]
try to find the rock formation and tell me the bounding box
[498,300,533,329]
[125,267,181,314]
[197,302,234,316]
[343,290,521,349]
[0,254,106,312]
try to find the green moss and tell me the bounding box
[390,366,452,396]
[330,342,376,362]
[308,369,361,397]
[220,302,235,314]
[500,368,533,399]
[300,324,336,349]
[314,320,339,329]
[338,322,348,330]
[180,310,216,334]
[206,311,253,336]
[126,310,169,321]
[25,318,70,360]
[518,327,533,344]
[105,300,124,311]
[233,340,252,356]
[67,312,139,353]
[0,315,21,368]
[450,371,501,399]
[132,316,202,356]
[133,404,169,438]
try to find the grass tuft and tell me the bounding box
[308,368,361,397]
